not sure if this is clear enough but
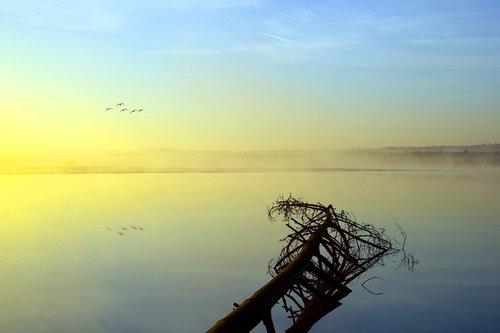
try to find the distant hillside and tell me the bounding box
[368,144,500,153]
[356,144,500,167]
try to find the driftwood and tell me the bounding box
[206,195,417,333]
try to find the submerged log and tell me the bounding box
[206,215,332,333]
[206,195,417,333]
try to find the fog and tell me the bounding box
[1,145,499,174]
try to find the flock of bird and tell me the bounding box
[105,102,145,114]
[106,225,145,236]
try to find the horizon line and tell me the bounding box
[3,143,499,155]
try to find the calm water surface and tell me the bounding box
[1,171,499,332]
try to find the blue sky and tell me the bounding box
[1,0,499,151]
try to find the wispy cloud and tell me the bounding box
[150,48,247,56]
[1,0,124,31]
[259,32,302,44]
[293,6,319,19]
[203,0,260,11]
[142,0,260,11]
[150,33,366,64]
[151,39,337,64]
[411,36,500,45]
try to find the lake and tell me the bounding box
[1,170,499,332]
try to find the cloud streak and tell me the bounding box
[1,0,125,31]
[259,32,302,44]
[149,48,247,56]
[135,0,260,12]
[202,0,260,11]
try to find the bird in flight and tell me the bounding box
[104,103,145,114]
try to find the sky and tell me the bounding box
[1,0,500,154]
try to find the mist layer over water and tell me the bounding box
[2,147,499,174]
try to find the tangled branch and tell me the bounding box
[267,195,417,332]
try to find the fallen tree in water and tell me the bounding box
[206,195,417,333]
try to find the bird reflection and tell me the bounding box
[105,224,146,237]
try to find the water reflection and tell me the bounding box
[0,171,499,332]
[105,225,145,237]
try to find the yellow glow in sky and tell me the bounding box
[1,0,499,157]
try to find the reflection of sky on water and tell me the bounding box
[1,171,499,332]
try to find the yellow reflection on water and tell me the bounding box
[1,171,499,332]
